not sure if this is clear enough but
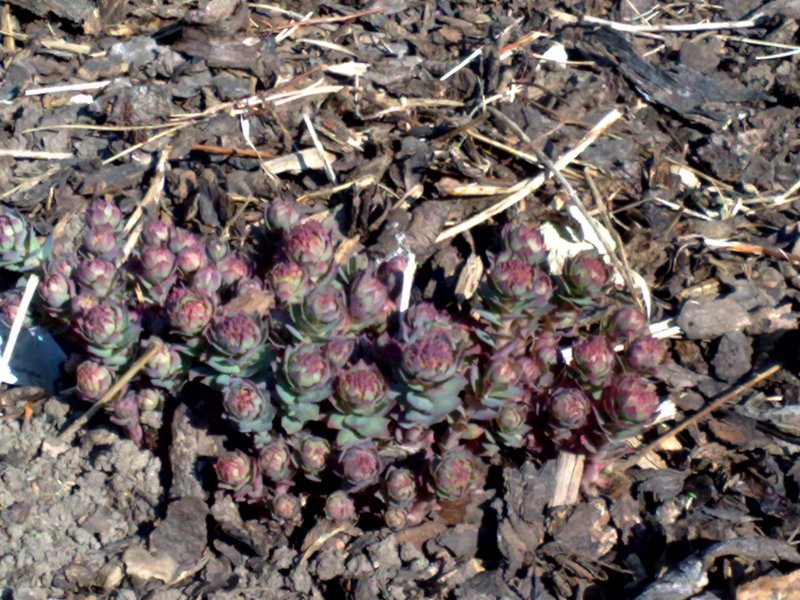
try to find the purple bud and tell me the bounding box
[167,288,215,336]
[236,277,264,296]
[37,272,72,310]
[71,293,100,317]
[515,356,541,386]
[272,493,302,523]
[533,332,561,369]
[218,254,251,287]
[502,223,547,264]
[135,388,164,412]
[486,356,520,388]
[140,245,176,284]
[285,343,332,391]
[601,374,659,427]
[563,251,608,298]
[207,312,265,358]
[378,255,408,299]
[143,339,184,383]
[384,507,408,530]
[83,224,117,256]
[335,361,388,415]
[176,244,207,274]
[215,451,257,492]
[266,199,301,231]
[206,238,229,262]
[627,337,667,373]
[141,220,171,246]
[168,228,199,254]
[609,307,648,342]
[339,444,382,492]
[47,257,74,278]
[270,262,309,305]
[297,435,331,476]
[325,491,355,521]
[223,378,272,423]
[258,438,295,482]
[0,290,28,329]
[305,285,346,327]
[111,391,139,424]
[432,450,479,500]
[86,199,122,229]
[384,467,416,507]
[76,257,117,296]
[402,331,459,385]
[76,360,114,401]
[349,272,391,327]
[77,302,134,349]
[549,387,591,430]
[192,266,223,294]
[496,403,527,433]
[324,337,355,368]
[493,255,534,297]
[286,220,333,280]
[572,336,616,386]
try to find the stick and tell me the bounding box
[0,149,73,160]
[436,108,623,242]
[25,81,111,96]
[553,10,761,33]
[0,275,38,384]
[619,364,781,470]
[56,341,163,445]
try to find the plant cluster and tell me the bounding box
[0,200,666,530]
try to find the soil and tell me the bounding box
[3,0,800,598]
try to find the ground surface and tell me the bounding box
[2,0,800,598]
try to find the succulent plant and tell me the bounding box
[295,435,331,480]
[329,361,395,445]
[192,266,223,295]
[383,467,417,508]
[141,219,172,246]
[325,491,356,521]
[270,261,310,305]
[271,493,302,527]
[561,251,609,302]
[480,251,554,322]
[176,244,207,274]
[502,223,547,265]
[135,388,164,413]
[215,451,262,499]
[86,199,123,230]
[110,392,143,445]
[338,443,383,492]
[76,301,140,367]
[218,254,251,288]
[0,209,45,272]
[285,220,334,282]
[571,336,616,388]
[598,374,659,439]
[288,284,348,341]
[490,402,531,449]
[275,343,334,434]
[627,337,667,373]
[76,257,118,297]
[76,359,115,402]
[167,288,215,337]
[83,224,119,257]
[348,272,392,332]
[469,353,527,420]
[266,199,301,232]
[608,307,648,342]
[384,506,409,530]
[205,311,270,377]
[222,378,275,441]
[258,437,295,484]
[548,385,593,449]
[395,327,468,429]
[431,449,481,500]
[324,336,355,369]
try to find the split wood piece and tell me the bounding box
[436,108,623,243]
[550,451,585,507]
[619,364,782,470]
[0,149,73,160]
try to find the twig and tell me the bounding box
[1,5,15,53]
[619,364,781,470]
[0,275,38,385]
[25,81,111,96]
[122,148,170,237]
[56,341,164,446]
[703,238,800,264]
[0,149,72,160]
[553,9,761,33]
[190,143,277,159]
[0,28,92,53]
[436,108,623,242]
[268,6,382,30]
[302,113,336,184]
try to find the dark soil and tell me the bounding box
[3,0,800,598]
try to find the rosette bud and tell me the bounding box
[480,251,553,321]
[140,245,176,285]
[176,244,207,274]
[71,293,100,318]
[142,338,185,391]
[338,443,382,492]
[492,403,531,448]
[290,284,347,341]
[76,302,140,366]
[286,220,333,281]
[222,378,274,434]
[324,337,355,369]
[383,467,417,508]
[39,272,74,312]
[135,388,164,412]
[76,360,114,402]
[86,200,123,229]
[167,288,215,337]
[384,507,408,531]
[168,228,199,254]
[432,450,480,500]
[47,257,74,278]
[608,307,648,342]
[110,392,143,444]
[271,493,302,526]
[502,223,547,265]
[572,336,616,387]
[0,210,44,272]
[218,254,251,288]
[599,374,658,438]
[192,266,222,295]
[532,331,561,370]
[276,343,334,432]
[627,337,667,373]
[348,272,391,331]
[206,239,229,262]
[0,290,29,329]
[215,451,259,494]
[562,251,609,300]
[236,277,264,296]
[330,361,394,444]
[325,491,355,522]
[205,311,269,376]
[83,224,118,256]
[270,262,310,305]
[549,386,591,432]
[296,435,331,479]
[141,220,171,246]
[76,257,117,296]
[266,199,301,232]
[258,438,295,483]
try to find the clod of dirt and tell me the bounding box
[677,297,752,340]
[711,331,753,382]
[496,463,552,568]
